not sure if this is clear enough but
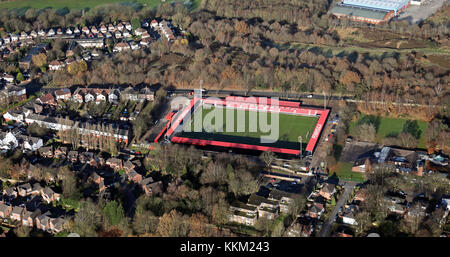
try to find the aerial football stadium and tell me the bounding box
[157,96,330,156]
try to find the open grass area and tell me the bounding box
[349,114,429,149]
[177,106,319,150]
[331,162,365,182]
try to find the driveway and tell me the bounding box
[319,182,357,237]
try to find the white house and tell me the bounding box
[0,132,18,150]
[108,90,119,103]
[122,30,131,38]
[3,111,23,123]
[47,29,55,37]
[20,136,43,151]
[84,92,95,102]
[49,60,65,71]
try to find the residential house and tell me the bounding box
[66,28,73,35]
[114,31,123,39]
[354,188,367,202]
[124,22,132,31]
[247,194,279,220]
[56,28,63,35]
[130,41,139,50]
[35,212,51,231]
[50,217,67,233]
[19,135,43,151]
[141,178,163,197]
[41,187,60,203]
[0,203,12,218]
[106,158,122,171]
[54,88,72,101]
[308,202,324,218]
[100,25,108,34]
[140,37,151,47]
[17,183,32,197]
[54,147,67,159]
[31,183,42,196]
[134,28,147,36]
[11,33,19,42]
[123,160,136,173]
[49,60,65,71]
[122,30,131,38]
[108,90,120,103]
[0,84,26,103]
[113,42,130,52]
[90,172,104,184]
[90,26,98,34]
[38,30,46,37]
[3,187,17,198]
[108,24,116,32]
[81,26,90,35]
[150,19,159,28]
[268,189,295,214]
[407,201,427,219]
[10,206,24,221]
[378,147,424,175]
[68,151,78,162]
[30,30,38,38]
[36,93,57,106]
[38,146,53,158]
[21,209,34,227]
[1,73,14,83]
[75,38,104,48]
[47,29,55,37]
[342,205,358,225]
[95,91,107,104]
[117,23,124,31]
[121,86,138,101]
[74,27,81,34]
[138,87,155,101]
[442,196,450,211]
[141,31,151,39]
[127,169,143,183]
[84,91,95,102]
[352,157,374,173]
[72,89,84,103]
[319,183,336,201]
[229,201,258,226]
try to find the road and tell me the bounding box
[319,181,357,237]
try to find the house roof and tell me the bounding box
[12,206,24,215]
[141,177,154,185]
[321,183,336,194]
[0,203,11,212]
[330,4,390,20]
[248,193,279,207]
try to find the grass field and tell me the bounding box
[177,106,319,151]
[349,115,429,149]
[0,0,184,9]
[331,162,366,182]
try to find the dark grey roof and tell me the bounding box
[331,4,390,20]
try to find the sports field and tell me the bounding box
[176,106,319,151]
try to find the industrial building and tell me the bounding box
[330,0,411,24]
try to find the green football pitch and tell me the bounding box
[176,106,319,150]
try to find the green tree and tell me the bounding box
[16,72,24,82]
[402,120,421,139]
[103,201,125,226]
